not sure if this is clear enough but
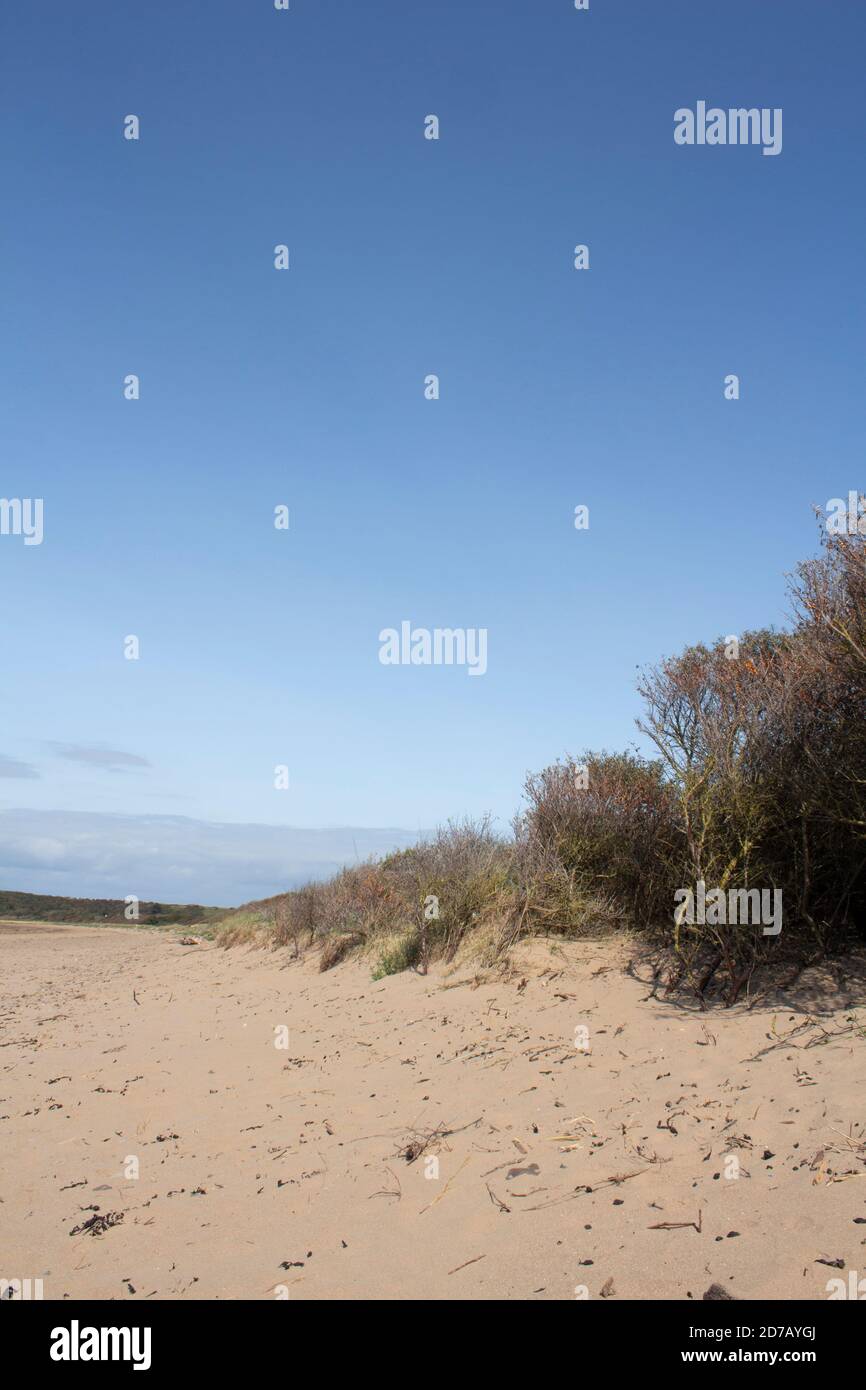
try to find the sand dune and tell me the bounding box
[2,922,865,1301]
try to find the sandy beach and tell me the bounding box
[2,922,865,1301]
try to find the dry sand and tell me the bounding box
[2,921,865,1301]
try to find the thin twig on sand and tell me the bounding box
[649,1209,702,1234]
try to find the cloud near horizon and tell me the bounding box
[0,810,421,906]
[47,743,152,772]
[0,754,39,780]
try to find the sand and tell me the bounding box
[2,921,865,1301]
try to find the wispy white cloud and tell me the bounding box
[47,744,151,773]
[0,810,420,906]
[0,754,39,780]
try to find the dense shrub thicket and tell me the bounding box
[220,516,865,998]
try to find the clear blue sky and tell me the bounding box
[2,0,864,844]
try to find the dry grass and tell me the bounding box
[319,932,363,973]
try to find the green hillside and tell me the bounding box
[0,889,225,928]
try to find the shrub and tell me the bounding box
[380,817,512,964]
[371,930,421,979]
[523,751,684,929]
[218,508,865,995]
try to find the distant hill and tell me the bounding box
[0,889,225,928]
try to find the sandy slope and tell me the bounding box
[2,922,865,1301]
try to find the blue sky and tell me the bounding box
[2,1,864,899]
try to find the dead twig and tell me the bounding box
[486,1182,510,1213]
[368,1166,402,1202]
[649,1209,702,1234]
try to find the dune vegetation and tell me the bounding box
[218,513,866,1002]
